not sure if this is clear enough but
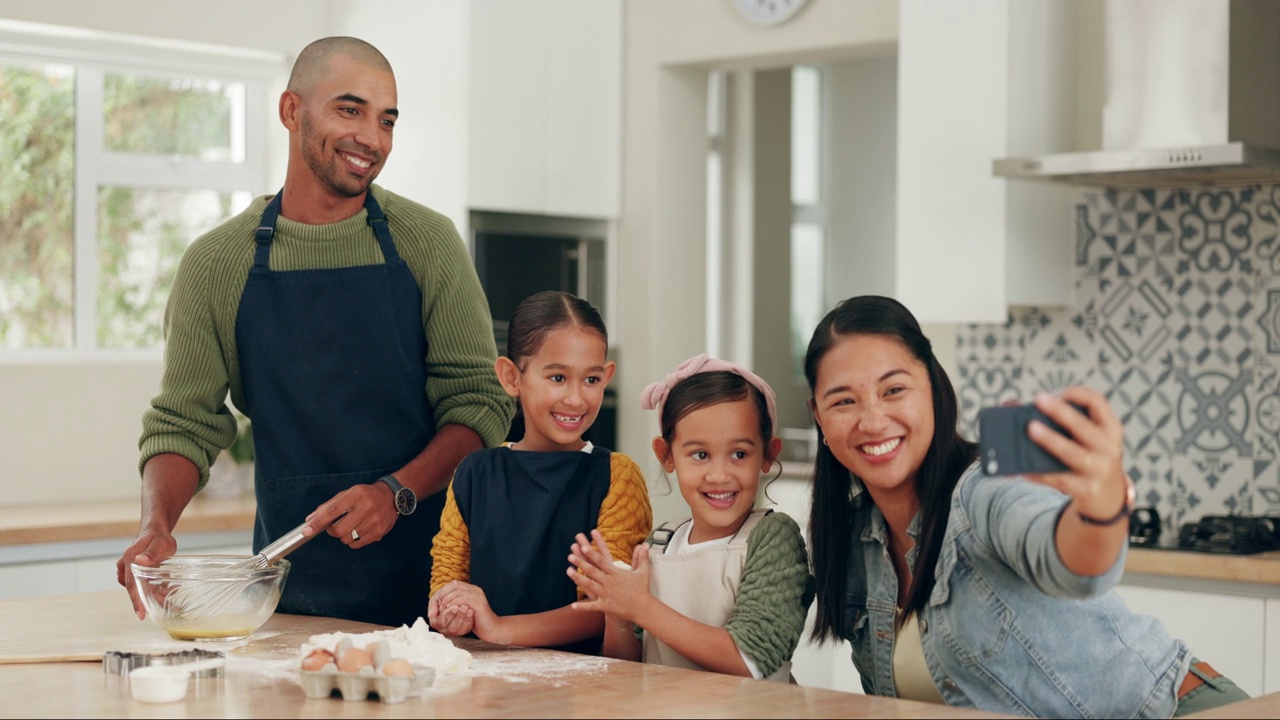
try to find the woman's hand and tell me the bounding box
[1025,386,1133,576]
[567,529,653,623]
[1025,387,1130,519]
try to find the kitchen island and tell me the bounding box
[2,592,1276,718]
[0,591,1001,719]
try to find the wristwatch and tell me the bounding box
[377,475,417,516]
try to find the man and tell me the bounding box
[116,37,514,627]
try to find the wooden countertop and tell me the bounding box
[0,496,256,546]
[0,592,1006,719]
[3,495,1279,588]
[1126,546,1280,586]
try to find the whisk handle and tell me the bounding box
[259,523,313,564]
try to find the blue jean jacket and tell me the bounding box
[842,461,1189,718]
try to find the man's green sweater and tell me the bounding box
[139,184,515,485]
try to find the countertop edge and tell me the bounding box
[0,496,256,546]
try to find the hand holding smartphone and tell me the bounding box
[978,403,1084,477]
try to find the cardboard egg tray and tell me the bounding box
[299,663,435,704]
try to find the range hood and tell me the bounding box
[993,0,1280,189]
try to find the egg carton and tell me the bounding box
[299,663,435,704]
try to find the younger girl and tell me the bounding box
[427,291,652,654]
[568,354,814,680]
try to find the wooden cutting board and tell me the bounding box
[0,593,196,663]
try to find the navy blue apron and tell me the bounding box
[454,445,612,654]
[235,190,442,627]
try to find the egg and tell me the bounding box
[301,649,335,671]
[336,647,373,673]
[380,658,415,677]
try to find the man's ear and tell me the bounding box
[279,90,301,131]
[651,437,675,473]
[494,356,521,398]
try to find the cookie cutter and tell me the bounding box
[103,649,225,678]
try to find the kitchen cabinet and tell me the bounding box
[1113,583,1268,697]
[897,0,1079,323]
[1268,600,1280,696]
[468,0,622,219]
[0,535,252,602]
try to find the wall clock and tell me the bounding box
[731,0,811,27]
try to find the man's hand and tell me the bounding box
[303,482,397,549]
[117,526,178,620]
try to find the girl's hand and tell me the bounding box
[567,529,652,623]
[431,581,503,642]
[1025,387,1131,523]
[427,586,475,637]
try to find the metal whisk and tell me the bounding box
[160,520,316,620]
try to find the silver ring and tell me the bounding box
[351,529,360,541]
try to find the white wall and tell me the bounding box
[619,0,900,525]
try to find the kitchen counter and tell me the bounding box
[1126,546,1280,587]
[0,496,256,547]
[0,591,1006,719]
[1,592,1276,717]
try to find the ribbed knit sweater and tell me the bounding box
[726,511,814,678]
[139,184,516,483]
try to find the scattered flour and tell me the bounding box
[302,618,472,675]
[461,648,612,686]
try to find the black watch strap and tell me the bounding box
[1076,477,1136,527]
[377,475,417,516]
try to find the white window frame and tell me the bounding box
[0,20,282,361]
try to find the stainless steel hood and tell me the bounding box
[994,0,1280,189]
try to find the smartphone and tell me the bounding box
[977,403,1079,477]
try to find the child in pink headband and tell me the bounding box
[568,354,814,681]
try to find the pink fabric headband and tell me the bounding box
[640,353,778,433]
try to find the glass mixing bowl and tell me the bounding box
[131,556,289,642]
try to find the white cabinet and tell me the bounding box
[897,0,1078,323]
[468,0,622,219]
[1267,600,1280,695]
[1113,584,1267,697]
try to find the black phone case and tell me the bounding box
[977,404,1071,477]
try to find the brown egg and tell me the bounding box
[380,658,415,677]
[301,649,335,671]
[337,647,374,673]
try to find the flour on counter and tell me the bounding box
[303,618,472,674]
[462,649,612,686]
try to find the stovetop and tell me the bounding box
[1128,510,1280,555]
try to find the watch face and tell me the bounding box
[395,488,417,516]
[731,0,810,26]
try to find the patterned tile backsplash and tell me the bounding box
[956,185,1280,530]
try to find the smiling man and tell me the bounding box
[117,37,515,627]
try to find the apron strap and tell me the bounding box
[251,189,401,271]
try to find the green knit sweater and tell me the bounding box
[727,510,815,677]
[139,184,515,484]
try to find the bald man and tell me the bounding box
[118,37,515,627]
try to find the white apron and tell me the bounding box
[643,509,792,682]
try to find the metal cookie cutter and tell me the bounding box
[103,649,225,678]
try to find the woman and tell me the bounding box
[804,295,1246,717]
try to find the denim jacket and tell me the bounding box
[842,461,1189,718]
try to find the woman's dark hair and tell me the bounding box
[658,371,774,456]
[503,291,607,441]
[804,295,976,641]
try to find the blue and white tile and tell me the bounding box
[1174,189,1254,275]
[1169,274,1257,367]
[1170,363,1253,457]
[1100,360,1179,461]
[1172,450,1254,521]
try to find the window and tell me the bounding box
[0,21,280,353]
[790,65,826,379]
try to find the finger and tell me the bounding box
[590,529,612,558]
[633,544,651,571]
[306,496,352,537]
[1031,390,1109,453]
